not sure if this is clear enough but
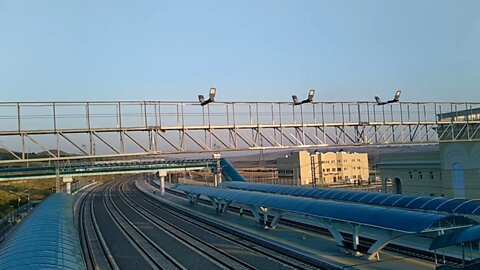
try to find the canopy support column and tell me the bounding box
[269,210,285,230]
[322,219,345,247]
[367,232,396,261]
[219,200,231,214]
[186,192,199,206]
[352,224,361,254]
[250,205,262,223]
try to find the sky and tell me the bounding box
[0,0,479,102]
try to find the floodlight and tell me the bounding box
[292,89,316,105]
[292,95,299,104]
[198,87,217,106]
[393,90,401,102]
[209,88,216,101]
[307,89,315,102]
[374,90,402,105]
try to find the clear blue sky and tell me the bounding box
[0,0,479,102]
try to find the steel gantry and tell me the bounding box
[0,101,479,164]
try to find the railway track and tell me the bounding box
[104,182,187,270]
[78,179,327,269]
[78,185,119,270]
[127,180,324,270]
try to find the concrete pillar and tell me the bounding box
[158,170,167,195]
[213,153,222,187]
[63,177,73,194]
[214,172,222,187]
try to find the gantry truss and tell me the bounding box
[0,101,479,164]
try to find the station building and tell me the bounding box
[277,150,369,186]
[379,107,480,198]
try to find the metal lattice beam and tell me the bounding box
[0,101,479,164]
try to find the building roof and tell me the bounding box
[430,225,480,250]
[221,182,480,216]
[0,193,86,270]
[175,184,475,233]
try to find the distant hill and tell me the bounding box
[35,150,74,158]
[0,148,75,160]
[0,148,19,160]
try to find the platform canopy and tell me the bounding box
[175,184,476,233]
[222,182,480,216]
[0,193,86,270]
[430,225,480,250]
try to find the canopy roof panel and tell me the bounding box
[0,193,86,270]
[222,182,480,216]
[430,226,480,250]
[175,184,475,233]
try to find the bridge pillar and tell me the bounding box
[63,177,73,194]
[158,170,167,195]
[213,153,222,187]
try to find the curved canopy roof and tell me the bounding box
[430,225,480,250]
[222,182,480,216]
[175,184,475,233]
[0,193,86,270]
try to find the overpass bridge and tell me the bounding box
[0,158,217,181]
[0,100,478,165]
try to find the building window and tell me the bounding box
[409,172,413,179]
[326,168,330,172]
[419,172,423,180]
[430,172,434,180]
[332,168,336,172]
[337,160,341,163]
[337,168,342,172]
[353,175,357,179]
[322,169,325,172]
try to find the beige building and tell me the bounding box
[277,151,312,185]
[277,150,369,186]
[315,152,369,184]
